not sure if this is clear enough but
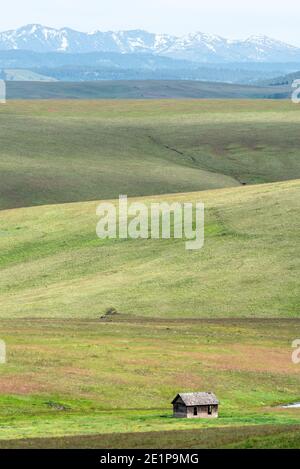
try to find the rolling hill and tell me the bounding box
[1,50,299,84]
[0,98,299,447]
[4,80,290,100]
[260,70,300,86]
[1,179,299,319]
[0,99,299,211]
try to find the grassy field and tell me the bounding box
[0,98,299,448]
[0,317,299,446]
[0,180,299,318]
[6,80,290,100]
[2,425,300,449]
[1,100,300,210]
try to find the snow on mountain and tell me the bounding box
[235,35,300,62]
[0,25,299,62]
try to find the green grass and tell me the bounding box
[0,98,299,448]
[0,317,299,444]
[6,80,290,100]
[1,100,300,210]
[227,429,300,449]
[1,425,300,449]
[0,180,299,318]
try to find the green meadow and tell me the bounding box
[0,180,299,319]
[6,80,290,100]
[0,318,299,446]
[1,100,300,210]
[0,99,299,448]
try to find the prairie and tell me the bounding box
[0,99,299,448]
[0,317,299,446]
[0,180,299,318]
[6,80,290,100]
[1,100,300,210]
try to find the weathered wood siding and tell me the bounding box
[173,396,187,418]
[186,404,218,419]
[173,403,218,419]
[172,394,219,419]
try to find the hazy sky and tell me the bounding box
[1,0,299,46]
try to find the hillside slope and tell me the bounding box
[5,80,290,99]
[1,180,299,318]
[0,100,299,210]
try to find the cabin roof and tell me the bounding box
[172,392,219,406]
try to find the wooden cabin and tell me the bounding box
[172,392,219,419]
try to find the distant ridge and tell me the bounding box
[5,80,290,100]
[0,24,300,62]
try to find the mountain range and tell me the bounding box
[1,24,300,63]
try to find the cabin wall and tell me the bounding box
[173,403,187,418]
[186,405,218,419]
[173,400,219,419]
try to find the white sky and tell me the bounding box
[1,0,299,46]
